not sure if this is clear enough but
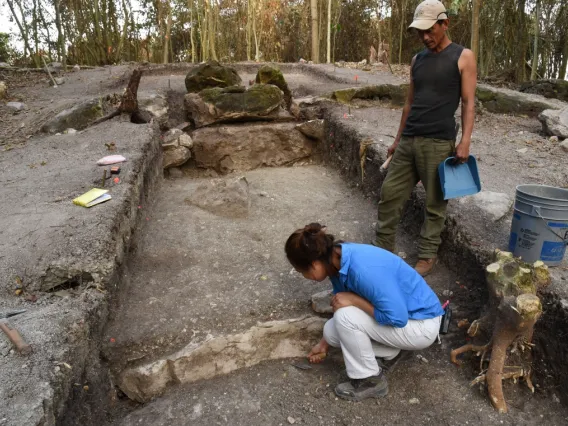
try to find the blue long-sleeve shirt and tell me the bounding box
[329,243,444,328]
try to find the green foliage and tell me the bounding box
[0,33,14,63]
[2,0,566,81]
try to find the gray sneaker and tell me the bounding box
[334,372,388,402]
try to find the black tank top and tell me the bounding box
[402,42,464,140]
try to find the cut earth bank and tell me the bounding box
[0,61,567,425]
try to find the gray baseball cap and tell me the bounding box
[408,0,449,30]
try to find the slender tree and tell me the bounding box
[326,0,331,63]
[398,0,406,64]
[6,0,36,65]
[471,0,481,63]
[310,0,319,63]
[163,2,172,63]
[530,0,539,80]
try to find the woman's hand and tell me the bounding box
[307,338,329,364]
[331,292,376,318]
[331,292,359,311]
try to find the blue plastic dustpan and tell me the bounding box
[438,155,481,200]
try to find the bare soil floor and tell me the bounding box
[116,357,567,426]
[104,165,567,425]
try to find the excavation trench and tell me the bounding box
[99,125,565,426]
[55,67,568,424]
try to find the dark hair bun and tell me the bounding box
[303,223,325,236]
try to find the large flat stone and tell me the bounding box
[332,84,408,106]
[519,79,568,102]
[296,119,325,142]
[118,316,325,402]
[185,176,251,218]
[41,98,104,133]
[311,289,333,314]
[476,84,565,117]
[191,123,315,174]
[539,107,568,139]
[184,84,284,128]
[458,191,513,222]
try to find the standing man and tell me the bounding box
[374,0,477,276]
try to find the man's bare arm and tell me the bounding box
[456,49,477,162]
[388,56,416,157]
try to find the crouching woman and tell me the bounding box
[285,223,444,402]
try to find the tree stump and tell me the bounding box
[92,68,144,125]
[450,250,551,413]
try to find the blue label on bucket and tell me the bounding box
[548,222,568,228]
[509,232,517,252]
[540,241,567,262]
[513,213,521,220]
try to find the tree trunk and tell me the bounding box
[130,2,138,62]
[326,0,331,63]
[198,0,207,61]
[318,0,323,63]
[560,37,568,80]
[101,0,111,62]
[209,1,218,61]
[163,5,172,64]
[516,0,527,82]
[6,0,35,65]
[246,0,253,61]
[471,0,481,63]
[38,3,53,62]
[558,6,568,79]
[203,0,212,61]
[388,0,393,59]
[93,0,106,63]
[32,0,39,61]
[253,9,259,61]
[531,0,540,81]
[116,0,130,62]
[377,5,382,55]
[119,68,143,113]
[398,0,406,64]
[332,0,342,63]
[189,0,197,62]
[310,0,319,63]
[251,0,261,62]
[14,0,35,64]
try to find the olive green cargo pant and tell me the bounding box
[375,136,455,259]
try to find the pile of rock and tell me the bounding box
[162,129,193,169]
[183,61,294,129]
[163,61,325,174]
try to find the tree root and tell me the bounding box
[450,343,491,366]
[91,110,120,126]
[470,366,528,387]
[467,314,493,337]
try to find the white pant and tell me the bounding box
[323,306,442,379]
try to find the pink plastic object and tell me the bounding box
[97,155,126,166]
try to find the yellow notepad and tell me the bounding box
[73,188,111,208]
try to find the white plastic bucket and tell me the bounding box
[509,185,568,266]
